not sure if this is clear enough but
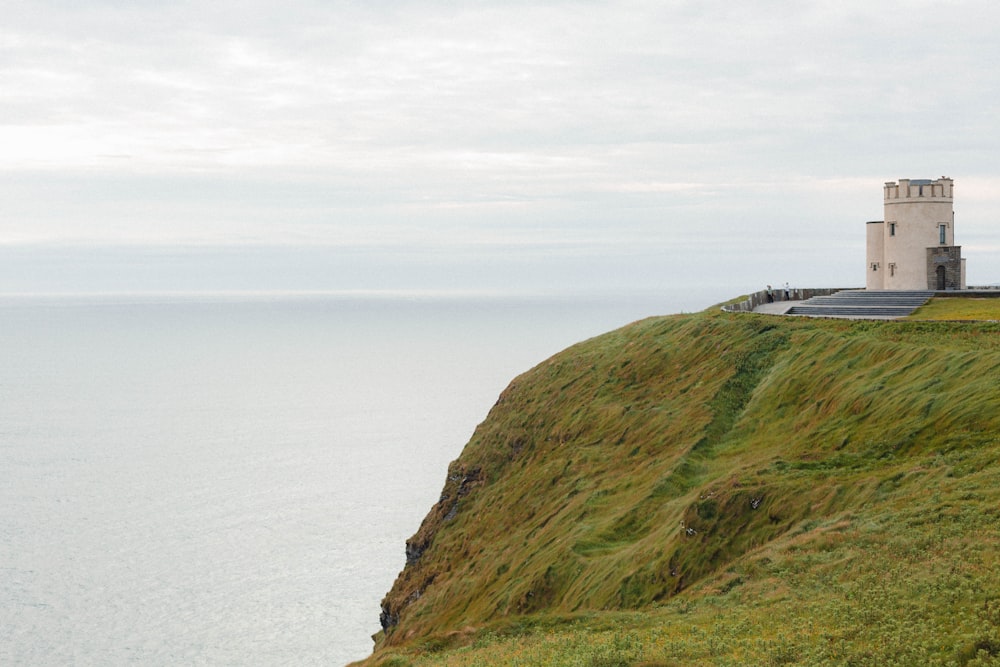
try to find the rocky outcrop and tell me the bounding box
[379,464,483,631]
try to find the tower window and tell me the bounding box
[939,224,947,244]
[889,222,896,236]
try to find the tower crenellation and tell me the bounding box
[884,177,953,202]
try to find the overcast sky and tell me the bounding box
[2,0,999,299]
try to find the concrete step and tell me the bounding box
[786,289,932,319]
[802,296,929,304]
[787,306,916,317]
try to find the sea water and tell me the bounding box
[0,291,699,665]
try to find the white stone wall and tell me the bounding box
[866,221,885,289]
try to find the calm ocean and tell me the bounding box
[0,291,696,665]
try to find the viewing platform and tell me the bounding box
[726,287,1000,320]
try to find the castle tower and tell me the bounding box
[866,177,965,290]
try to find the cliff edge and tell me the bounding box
[362,307,1000,665]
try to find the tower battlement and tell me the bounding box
[884,176,953,203]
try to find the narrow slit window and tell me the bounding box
[939,224,947,244]
[889,222,896,236]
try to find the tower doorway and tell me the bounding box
[936,265,947,290]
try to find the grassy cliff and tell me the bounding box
[359,304,1000,666]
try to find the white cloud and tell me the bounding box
[2,1,999,290]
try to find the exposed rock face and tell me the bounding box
[404,541,423,567]
[378,607,397,632]
[379,464,483,631]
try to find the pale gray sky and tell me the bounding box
[2,0,999,297]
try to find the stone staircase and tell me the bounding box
[786,290,933,319]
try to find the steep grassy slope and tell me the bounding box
[361,308,1000,666]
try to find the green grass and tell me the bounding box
[355,307,1000,667]
[910,296,1000,321]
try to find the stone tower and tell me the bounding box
[866,177,965,290]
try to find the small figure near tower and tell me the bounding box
[866,177,966,290]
